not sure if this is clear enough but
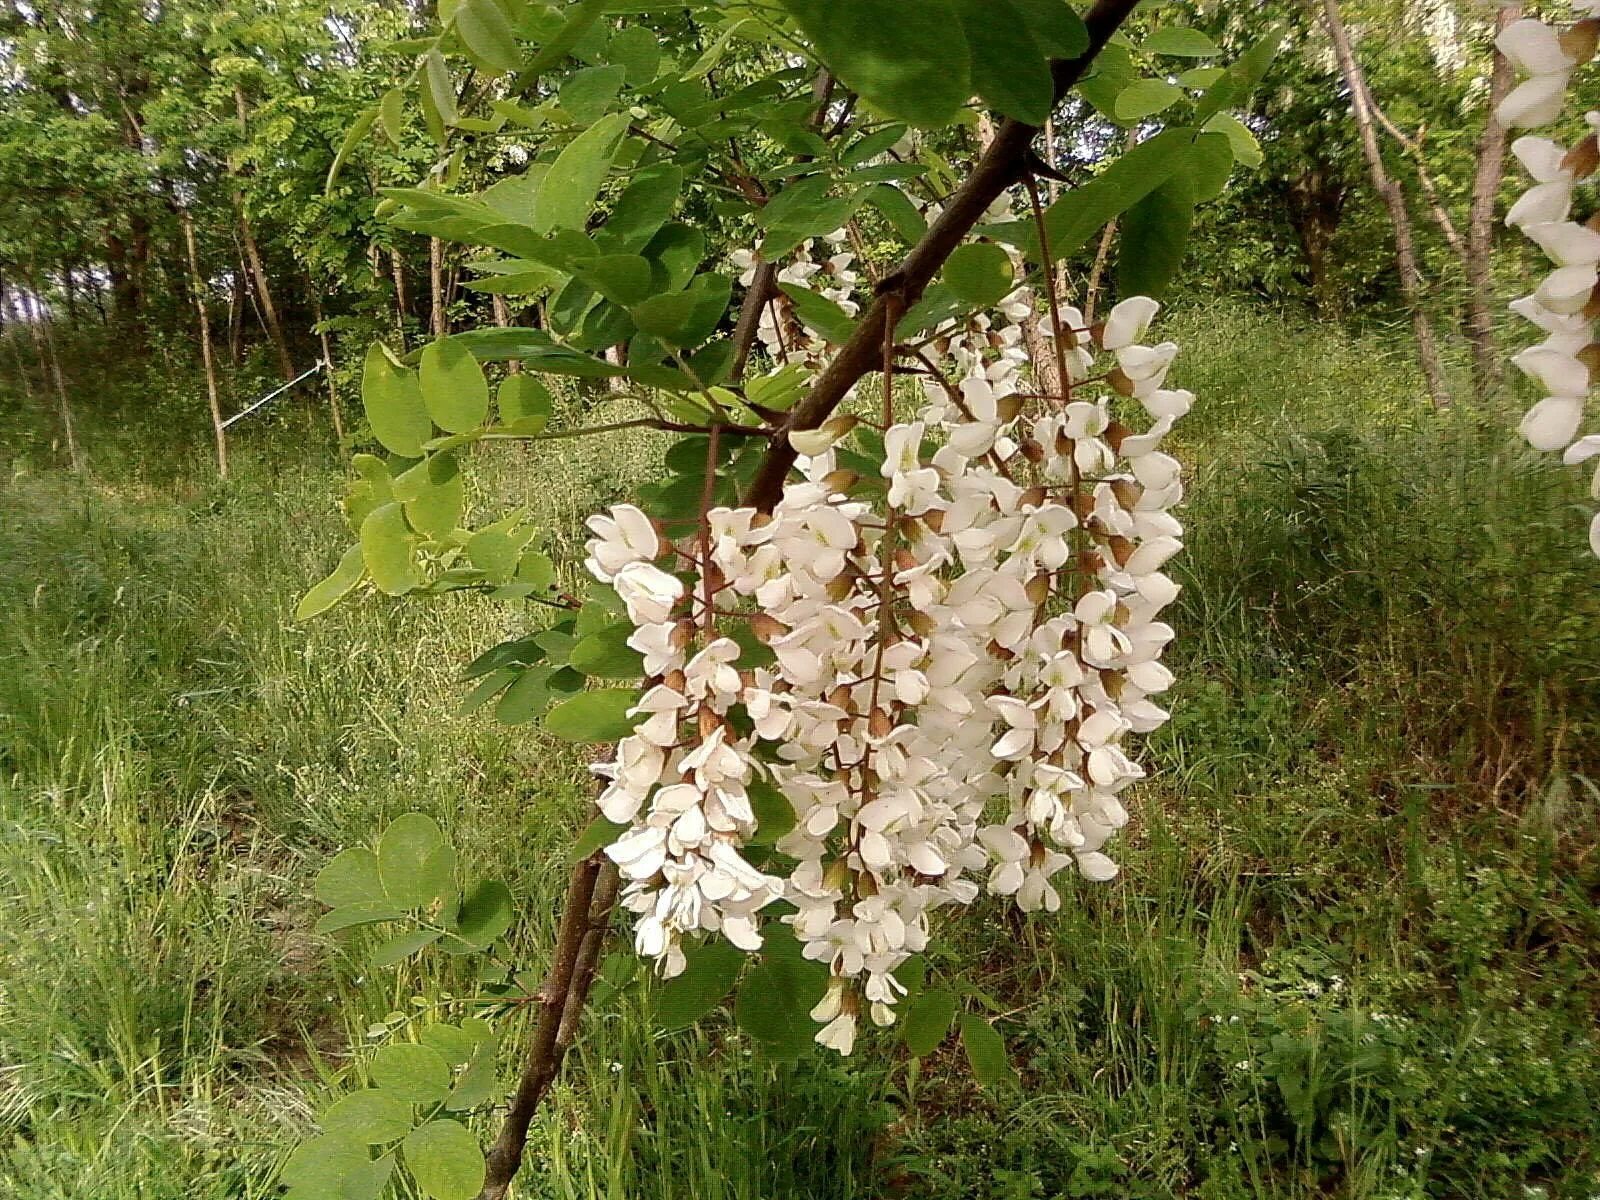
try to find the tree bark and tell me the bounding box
[429,236,447,337]
[309,287,345,447]
[236,194,296,382]
[1465,2,1520,399]
[390,248,411,347]
[24,267,81,472]
[491,294,521,374]
[181,213,228,478]
[1318,0,1452,409]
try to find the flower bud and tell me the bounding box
[1561,18,1600,64]
[1019,438,1045,464]
[749,612,787,643]
[1107,367,1135,397]
[1565,134,1600,178]
[822,468,860,494]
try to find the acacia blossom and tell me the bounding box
[1499,4,1600,556]
[582,205,1192,1054]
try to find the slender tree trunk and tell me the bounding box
[309,288,345,446]
[491,294,521,374]
[1318,0,1452,409]
[181,213,228,478]
[390,247,410,347]
[1466,3,1520,399]
[24,267,81,472]
[228,267,247,365]
[236,194,295,382]
[62,265,80,325]
[429,236,447,337]
[1083,221,1117,323]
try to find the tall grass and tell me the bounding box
[0,301,1596,1199]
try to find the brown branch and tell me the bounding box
[743,0,1142,513]
[1366,101,1465,256]
[478,853,610,1200]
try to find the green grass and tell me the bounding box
[1,300,1597,1199]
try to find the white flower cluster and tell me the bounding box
[583,236,1191,1055]
[729,230,860,371]
[1497,6,1600,556]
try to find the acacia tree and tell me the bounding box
[280,4,1300,1198]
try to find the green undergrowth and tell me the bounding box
[1,300,1596,1199]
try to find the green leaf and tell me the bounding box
[399,454,465,541]
[297,544,366,621]
[424,49,458,126]
[1143,27,1220,57]
[315,900,409,934]
[380,88,406,142]
[656,939,745,1030]
[775,0,971,127]
[1076,41,1135,121]
[779,283,856,344]
[420,337,490,433]
[1113,78,1184,122]
[1117,165,1196,300]
[360,503,421,597]
[497,375,552,431]
[746,777,796,846]
[453,879,515,948]
[492,665,550,725]
[542,689,642,741]
[569,623,644,678]
[558,64,626,123]
[370,928,444,967]
[403,1120,484,1200]
[1011,0,1088,58]
[867,184,928,243]
[957,0,1053,125]
[734,959,815,1061]
[959,1014,1018,1088]
[1193,27,1284,125]
[316,847,384,908]
[327,105,379,192]
[362,344,431,458]
[1178,65,1225,88]
[609,25,661,85]
[1185,128,1235,200]
[1203,111,1262,169]
[570,816,626,861]
[534,112,631,234]
[630,274,731,347]
[280,1134,375,1194]
[902,988,956,1056]
[943,243,1015,308]
[321,1091,414,1144]
[600,164,682,253]
[378,814,450,907]
[990,127,1191,261]
[522,0,609,77]
[455,0,522,72]
[575,254,654,306]
[370,1043,451,1105]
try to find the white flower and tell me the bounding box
[613,560,685,625]
[1520,397,1585,450]
[1100,296,1160,351]
[585,504,659,580]
[1499,73,1573,128]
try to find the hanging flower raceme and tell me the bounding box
[584,218,1192,1052]
[1498,5,1600,557]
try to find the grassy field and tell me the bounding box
[2,300,1598,1199]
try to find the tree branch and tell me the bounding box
[742,0,1142,513]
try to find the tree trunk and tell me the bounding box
[1465,2,1520,399]
[1318,0,1452,409]
[24,266,81,472]
[181,213,229,478]
[228,267,247,365]
[429,236,447,337]
[309,287,345,447]
[1285,168,1349,318]
[491,294,521,374]
[390,247,410,346]
[236,194,296,382]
